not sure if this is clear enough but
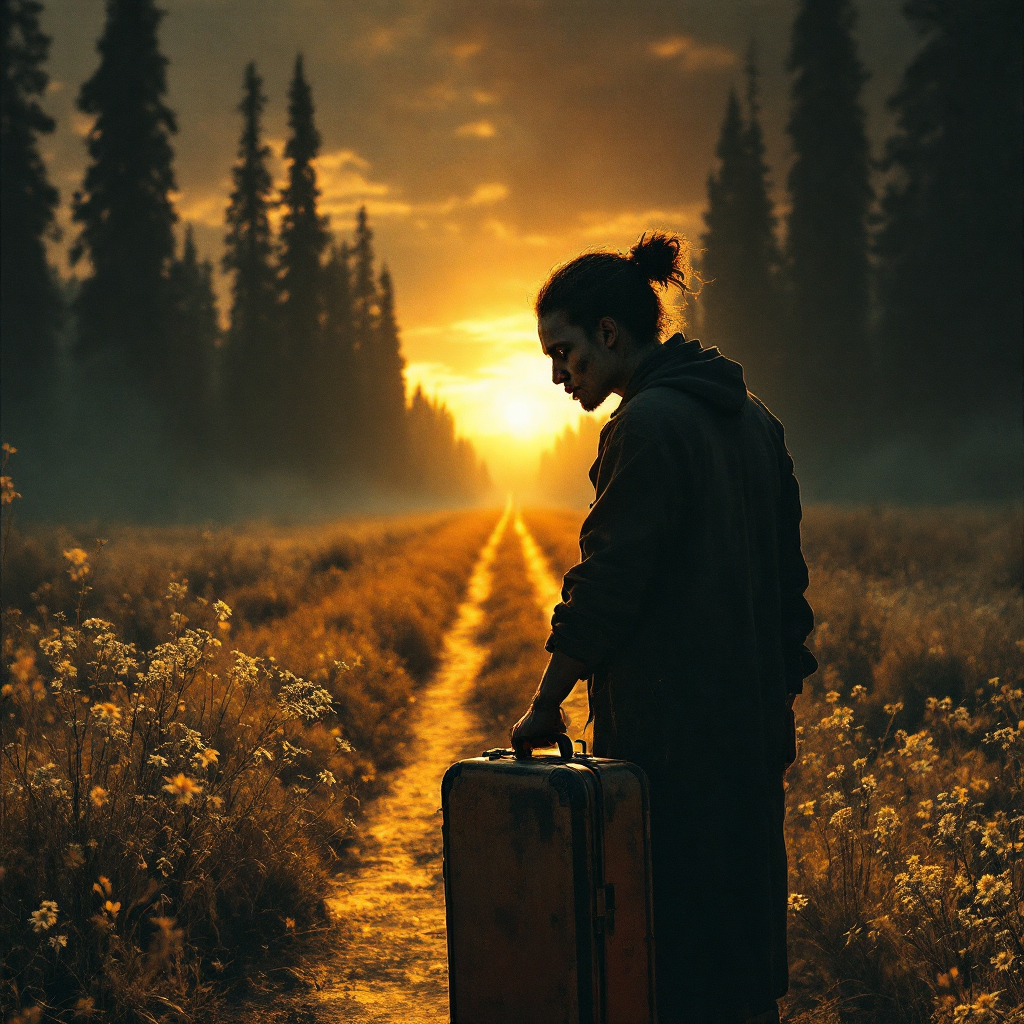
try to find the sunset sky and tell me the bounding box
[38,0,918,479]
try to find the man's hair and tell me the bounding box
[535,232,689,344]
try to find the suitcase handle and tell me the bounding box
[511,733,575,760]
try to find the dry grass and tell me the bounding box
[0,487,498,1021]
[524,505,1023,1023]
[470,518,550,749]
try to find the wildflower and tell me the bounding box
[1,683,12,698]
[819,705,854,731]
[166,580,188,602]
[883,702,904,717]
[63,548,90,582]
[89,786,108,808]
[277,671,334,722]
[991,950,1015,972]
[850,684,867,701]
[162,774,203,805]
[74,996,95,1017]
[788,893,809,912]
[90,701,121,728]
[65,844,86,869]
[285,917,296,930]
[874,806,900,844]
[213,600,232,622]
[29,900,59,932]
[147,754,169,767]
[916,799,934,821]
[797,800,816,817]
[93,876,112,897]
[853,757,867,771]
[829,806,854,832]
[10,650,36,684]
[859,774,877,793]
[48,933,68,951]
[1,473,21,505]
[825,690,840,704]
[318,770,336,787]
[975,873,1011,907]
[102,900,121,918]
[194,748,219,769]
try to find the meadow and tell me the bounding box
[2,481,1021,1022]
[524,506,1023,1023]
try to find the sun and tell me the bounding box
[501,398,539,438]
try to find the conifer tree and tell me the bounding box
[71,0,178,382]
[279,54,329,463]
[350,206,377,352]
[876,0,1022,452]
[701,48,784,408]
[222,61,277,456]
[1,0,62,422]
[370,265,409,474]
[785,0,872,448]
[167,225,219,444]
[320,240,356,469]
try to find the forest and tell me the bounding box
[1,0,490,521]
[538,0,1022,506]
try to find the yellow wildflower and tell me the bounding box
[162,774,202,805]
[29,900,59,932]
[89,786,108,809]
[90,702,121,728]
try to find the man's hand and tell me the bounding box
[509,700,567,753]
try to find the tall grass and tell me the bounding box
[1,461,499,1021]
[470,518,550,748]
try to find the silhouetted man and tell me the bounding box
[511,233,817,1024]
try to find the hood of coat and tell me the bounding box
[614,333,748,416]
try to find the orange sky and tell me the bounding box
[38,0,917,485]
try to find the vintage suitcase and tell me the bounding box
[441,735,657,1024]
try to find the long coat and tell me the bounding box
[545,335,817,1023]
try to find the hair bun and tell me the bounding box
[628,232,686,289]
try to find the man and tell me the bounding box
[510,232,817,1024]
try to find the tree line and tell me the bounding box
[1,0,489,519]
[698,0,1021,500]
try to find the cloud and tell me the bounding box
[449,40,484,61]
[455,120,496,139]
[576,204,706,243]
[648,35,737,72]
[468,182,509,205]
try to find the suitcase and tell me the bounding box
[441,735,657,1024]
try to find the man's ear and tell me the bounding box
[597,317,619,350]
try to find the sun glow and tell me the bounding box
[501,398,540,437]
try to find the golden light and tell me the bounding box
[501,398,539,437]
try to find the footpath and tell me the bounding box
[309,505,586,1022]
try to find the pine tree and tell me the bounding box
[278,54,329,463]
[407,387,489,499]
[320,240,356,469]
[71,0,178,383]
[785,0,872,450]
[700,48,784,409]
[876,0,1022,453]
[350,206,377,352]
[167,225,219,445]
[222,61,278,458]
[1,0,62,424]
[370,265,409,475]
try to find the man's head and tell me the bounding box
[535,232,689,411]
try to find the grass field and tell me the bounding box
[2,492,1021,1022]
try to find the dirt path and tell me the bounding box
[310,505,582,1022]
[316,506,509,1023]
[513,510,591,749]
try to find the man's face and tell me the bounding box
[539,312,620,412]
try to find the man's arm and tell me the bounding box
[509,650,589,750]
[510,412,676,750]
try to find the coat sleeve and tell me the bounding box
[777,431,818,694]
[545,413,676,668]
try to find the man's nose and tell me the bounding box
[552,365,569,385]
